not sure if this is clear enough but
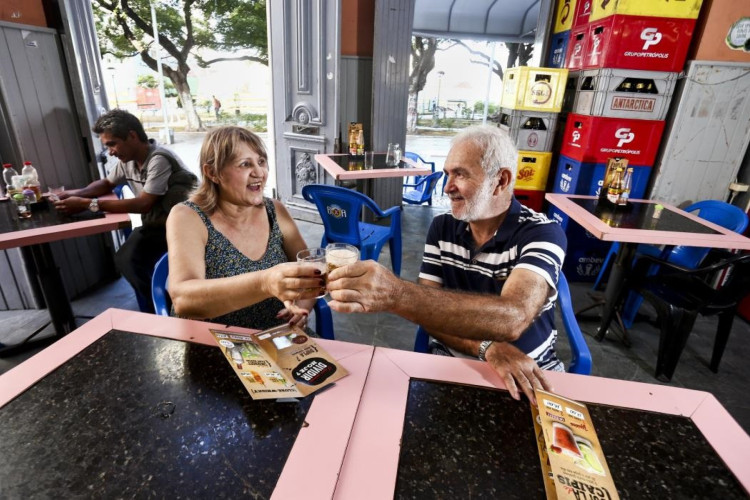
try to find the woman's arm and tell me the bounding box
[166,203,322,320]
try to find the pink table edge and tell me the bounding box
[545,194,750,250]
[314,153,432,180]
[0,309,375,499]
[334,347,750,499]
[0,201,132,250]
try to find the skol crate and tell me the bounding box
[565,26,588,70]
[572,0,592,29]
[585,15,696,72]
[560,113,665,165]
[515,151,553,191]
[589,0,703,22]
[553,0,578,33]
[514,189,546,212]
[501,67,569,112]
[573,68,679,120]
[548,30,571,68]
[551,154,652,199]
[499,108,559,152]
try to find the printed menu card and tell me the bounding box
[532,389,619,500]
[210,324,348,400]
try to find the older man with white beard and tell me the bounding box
[326,125,567,404]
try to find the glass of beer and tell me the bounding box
[297,247,327,298]
[326,243,360,274]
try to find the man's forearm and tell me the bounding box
[70,179,113,198]
[391,280,529,343]
[429,330,482,357]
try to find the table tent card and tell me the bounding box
[532,389,619,500]
[210,325,348,400]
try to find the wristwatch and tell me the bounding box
[88,197,99,212]
[478,340,494,361]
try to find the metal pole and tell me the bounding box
[482,42,496,125]
[151,2,171,144]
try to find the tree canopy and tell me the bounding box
[93,0,267,130]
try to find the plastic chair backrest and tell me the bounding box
[403,152,435,172]
[302,184,384,246]
[151,253,170,316]
[413,272,592,375]
[556,272,593,375]
[404,171,443,204]
[667,200,749,268]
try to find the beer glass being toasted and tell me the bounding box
[325,243,360,275]
[297,247,327,298]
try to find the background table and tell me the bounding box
[545,194,750,343]
[0,197,130,353]
[314,153,431,181]
[2,310,748,498]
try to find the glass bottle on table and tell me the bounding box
[3,163,19,197]
[617,167,633,206]
[606,167,624,205]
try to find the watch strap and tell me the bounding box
[89,197,99,212]
[478,340,494,361]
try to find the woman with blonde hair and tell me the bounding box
[166,126,321,329]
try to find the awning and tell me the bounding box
[413,0,541,42]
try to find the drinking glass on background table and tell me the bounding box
[364,151,375,170]
[296,247,327,298]
[385,143,401,167]
[326,243,360,275]
[48,185,65,202]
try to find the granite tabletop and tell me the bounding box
[0,330,313,498]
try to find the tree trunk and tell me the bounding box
[407,92,418,133]
[170,72,203,131]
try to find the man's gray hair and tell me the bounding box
[451,125,518,186]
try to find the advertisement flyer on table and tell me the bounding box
[210,325,348,400]
[532,389,620,500]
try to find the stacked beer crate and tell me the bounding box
[499,66,569,213]
[548,0,703,281]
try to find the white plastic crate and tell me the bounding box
[498,108,559,152]
[573,68,679,120]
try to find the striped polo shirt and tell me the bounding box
[419,197,567,370]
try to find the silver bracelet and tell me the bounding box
[478,340,494,361]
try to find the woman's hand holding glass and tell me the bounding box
[263,261,324,325]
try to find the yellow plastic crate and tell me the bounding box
[515,151,552,191]
[553,0,578,33]
[502,67,569,113]
[589,0,703,22]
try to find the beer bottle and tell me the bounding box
[606,167,624,205]
[618,167,633,206]
[599,159,619,204]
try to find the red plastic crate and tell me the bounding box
[565,25,588,70]
[586,15,696,72]
[560,113,666,165]
[572,0,592,29]
[514,189,545,212]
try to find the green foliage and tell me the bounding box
[473,101,500,115]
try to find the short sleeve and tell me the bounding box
[513,220,567,291]
[142,155,172,196]
[106,162,127,186]
[418,216,445,285]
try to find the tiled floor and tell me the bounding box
[2,202,749,435]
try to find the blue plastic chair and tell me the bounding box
[403,171,443,206]
[594,200,749,328]
[413,272,592,375]
[403,152,447,195]
[150,253,335,339]
[302,184,403,276]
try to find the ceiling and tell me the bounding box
[412,0,541,42]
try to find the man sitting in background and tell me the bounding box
[327,125,567,404]
[54,109,197,313]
